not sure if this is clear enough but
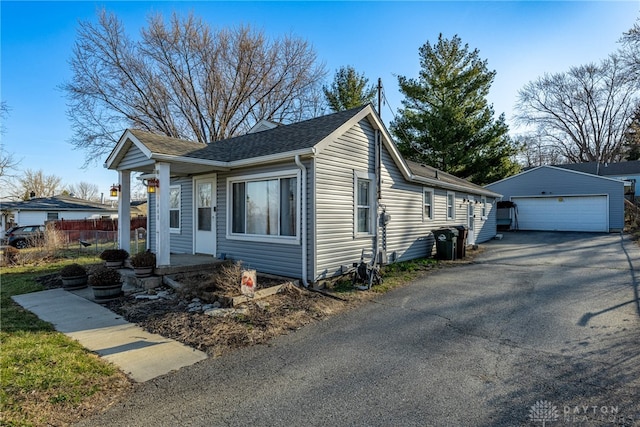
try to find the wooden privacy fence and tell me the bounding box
[48,217,147,232]
[46,217,148,254]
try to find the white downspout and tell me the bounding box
[295,155,309,287]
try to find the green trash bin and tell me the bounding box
[432,228,458,260]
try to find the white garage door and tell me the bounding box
[513,196,608,232]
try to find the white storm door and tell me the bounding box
[194,176,216,255]
[467,202,476,245]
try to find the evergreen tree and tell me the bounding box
[323,66,376,112]
[391,34,520,185]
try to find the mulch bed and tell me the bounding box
[36,270,357,357]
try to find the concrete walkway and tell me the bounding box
[12,288,207,382]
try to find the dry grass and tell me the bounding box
[625,201,640,242]
[175,260,244,302]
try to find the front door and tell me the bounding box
[194,176,216,255]
[467,201,476,245]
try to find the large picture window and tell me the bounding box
[169,185,181,231]
[229,173,298,241]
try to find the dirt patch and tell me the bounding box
[104,275,364,357]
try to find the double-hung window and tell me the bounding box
[354,171,375,235]
[481,197,487,218]
[228,171,298,242]
[446,191,455,220]
[423,188,434,221]
[169,185,181,232]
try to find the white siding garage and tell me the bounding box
[513,195,608,232]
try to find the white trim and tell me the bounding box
[446,191,456,220]
[226,169,301,244]
[151,153,229,169]
[354,170,376,237]
[423,187,434,221]
[227,149,314,168]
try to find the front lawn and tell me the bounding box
[0,256,131,427]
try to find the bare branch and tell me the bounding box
[62,10,326,164]
[515,54,639,164]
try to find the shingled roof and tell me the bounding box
[0,195,118,212]
[127,105,370,162]
[551,161,640,176]
[109,104,500,197]
[406,160,498,196]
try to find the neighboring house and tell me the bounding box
[0,195,119,231]
[552,161,640,197]
[105,104,500,285]
[485,166,624,233]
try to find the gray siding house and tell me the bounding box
[485,166,624,232]
[106,104,500,285]
[551,161,640,197]
[0,195,119,232]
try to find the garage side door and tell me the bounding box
[513,196,608,232]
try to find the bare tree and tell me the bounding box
[0,102,21,191]
[621,18,640,80]
[8,169,63,201]
[67,181,100,201]
[515,54,638,164]
[63,10,326,165]
[516,134,566,167]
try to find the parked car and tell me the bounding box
[3,225,45,249]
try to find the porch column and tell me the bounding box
[155,162,171,267]
[117,170,131,254]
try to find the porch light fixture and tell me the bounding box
[109,184,121,197]
[144,178,159,194]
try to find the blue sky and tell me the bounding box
[1,1,638,199]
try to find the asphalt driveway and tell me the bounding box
[79,232,640,426]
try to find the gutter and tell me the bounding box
[295,154,309,288]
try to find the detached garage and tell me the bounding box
[485,166,624,233]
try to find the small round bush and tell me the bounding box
[99,249,130,262]
[60,263,87,277]
[130,251,156,268]
[89,266,122,286]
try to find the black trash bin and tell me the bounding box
[432,228,458,260]
[453,225,468,259]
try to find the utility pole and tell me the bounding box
[377,78,382,119]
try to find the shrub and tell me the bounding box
[60,263,88,278]
[89,266,122,286]
[130,251,156,268]
[0,246,20,266]
[99,249,129,262]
